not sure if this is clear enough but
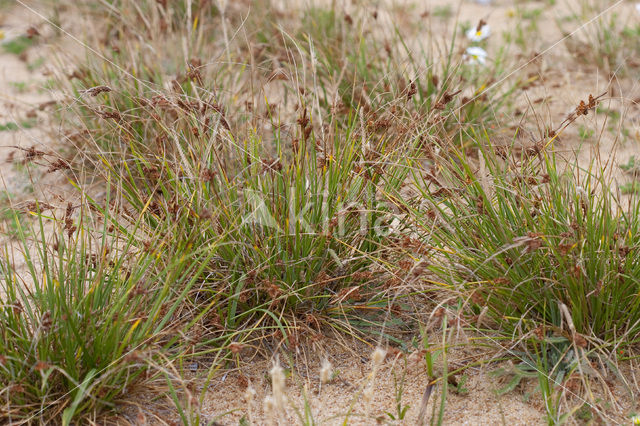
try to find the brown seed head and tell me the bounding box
[34,361,50,371]
[229,342,246,354]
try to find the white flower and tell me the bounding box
[636,3,640,14]
[466,22,491,41]
[632,414,640,425]
[464,46,488,65]
[0,29,19,44]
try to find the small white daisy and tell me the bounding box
[466,20,490,42]
[464,46,488,65]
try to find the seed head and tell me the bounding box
[244,384,256,403]
[229,342,245,354]
[263,395,275,419]
[372,347,386,366]
[270,361,285,410]
[320,359,333,384]
[363,384,374,404]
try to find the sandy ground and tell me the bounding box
[193,333,637,425]
[2,0,640,425]
[0,6,62,202]
[195,335,549,425]
[0,5,74,287]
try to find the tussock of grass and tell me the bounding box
[409,135,640,346]
[0,202,218,423]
